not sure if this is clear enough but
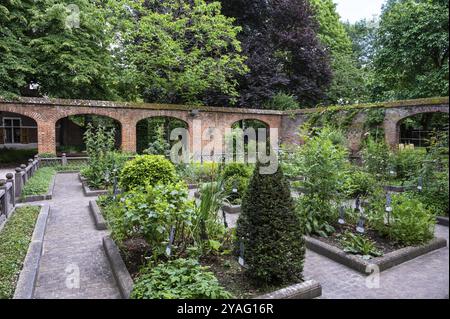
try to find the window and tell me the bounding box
[2,118,22,144]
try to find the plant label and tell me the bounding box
[166,226,176,257]
[356,215,366,234]
[338,207,345,225]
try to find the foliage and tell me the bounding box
[119,181,195,259]
[20,167,56,197]
[222,163,252,205]
[28,0,117,99]
[263,92,300,110]
[177,162,220,184]
[338,231,383,258]
[309,0,367,104]
[296,195,335,237]
[373,0,449,100]
[131,258,232,299]
[392,148,426,181]
[0,0,34,98]
[370,193,436,246]
[236,162,305,285]
[0,148,37,166]
[144,125,171,156]
[220,0,332,107]
[116,0,247,105]
[194,177,229,255]
[119,155,177,191]
[361,137,391,179]
[82,124,127,189]
[0,206,40,299]
[342,168,379,199]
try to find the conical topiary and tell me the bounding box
[236,161,305,286]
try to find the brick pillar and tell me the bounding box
[121,122,137,153]
[384,119,399,150]
[37,120,56,155]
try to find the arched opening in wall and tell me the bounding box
[55,115,122,156]
[229,119,270,160]
[136,117,188,155]
[0,112,38,167]
[399,112,449,148]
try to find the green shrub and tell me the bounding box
[131,259,232,299]
[236,162,305,286]
[263,92,299,110]
[361,137,391,179]
[370,193,436,246]
[393,148,426,181]
[119,181,195,259]
[222,163,252,205]
[177,162,220,184]
[0,148,37,166]
[0,206,40,299]
[415,170,449,216]
[342,168,379,199]
[119,155,177,191]
[21,167,56,197]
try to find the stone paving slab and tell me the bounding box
[33,173,121,299]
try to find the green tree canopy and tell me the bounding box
[117,0,247,106]
[310,0,367,104]
[373,0,449,100]
[0,0,34,98]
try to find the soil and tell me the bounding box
[313,223,404,255]
[119,237,151,279]
[200,254,288,299]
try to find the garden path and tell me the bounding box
[32,173,121,299]
[304,225,449,299]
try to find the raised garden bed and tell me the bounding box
[18,174,56,203]
[102,233,322,299]
[306,230,447,274]
[89,200,107,230]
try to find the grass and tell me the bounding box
[0,206,40,299]
[21,167,57,197]
[0,149,37,167]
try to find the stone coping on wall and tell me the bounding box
[255,280,322,299]
[1,96,447,116]
[305,236,447,275]
[437,216,449,227]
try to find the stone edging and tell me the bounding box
[82,181,109,197]
[437,216,449,227]
[305,236,447,275]
[255,280,322,299]
[13,205,50,299]
[222,203,241,214]
[89,200,107,230]
[102,236,134,299]
[18,174,56,203]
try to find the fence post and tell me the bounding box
[62,153,68,166]
[15,167,23,197]
[35,154,40,169]
[28,158,34,176]
[21,164,28,184]
[6,173,15,208]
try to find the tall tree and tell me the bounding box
[29,0,117,99]
[373,0,449,100]
[0,0,34,98]
[115,0,247,106]
[310,0,368,104]
[220,0,332,108]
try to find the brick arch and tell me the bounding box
[384,105,449,149]
[0,104,44,123]
[230,118,271,129]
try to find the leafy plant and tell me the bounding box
[370,193,436,246]
[222,163,252,205]
[119,181,195,260]
[361,136,391,179]
[339,231,383,258]
[144,125,171,156]
[342,168,380,199]
[296,195,335,237]
[20,167,56,197]
[119,155,177,191]
[131,259,232,299]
